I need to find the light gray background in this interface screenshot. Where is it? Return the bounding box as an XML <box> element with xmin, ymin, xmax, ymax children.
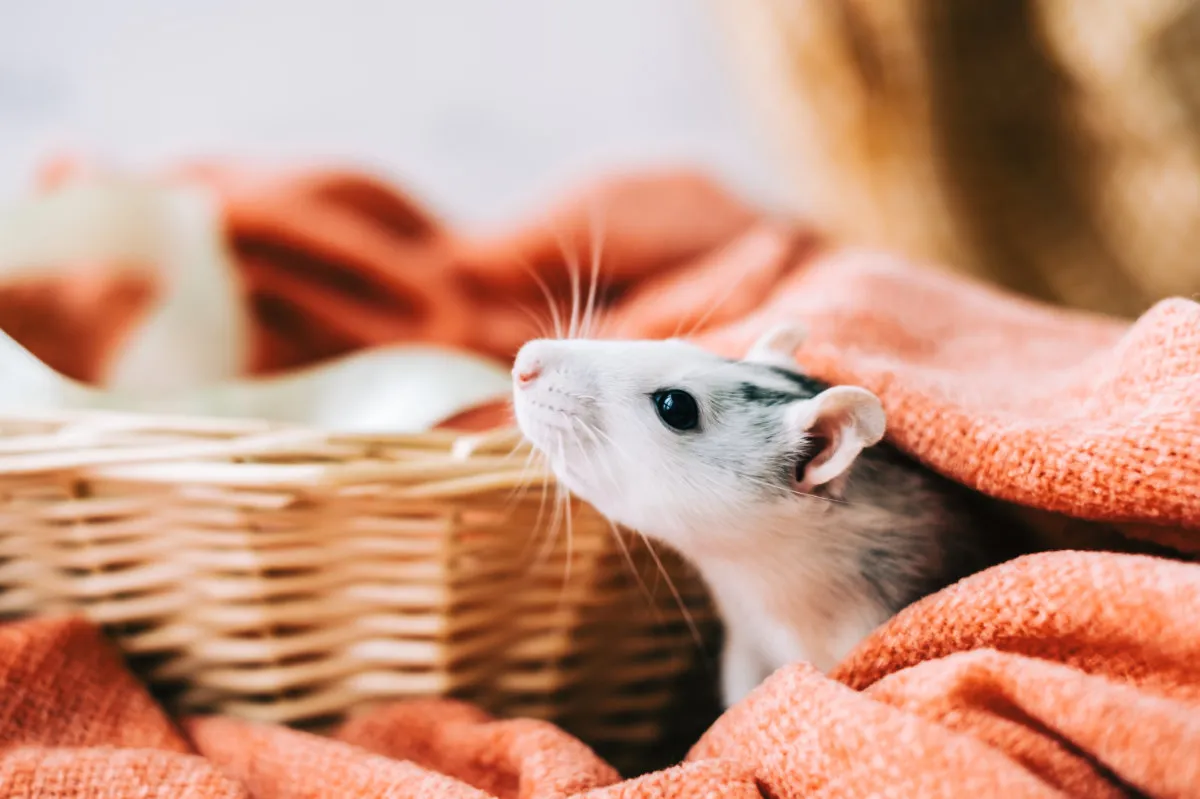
<box><xmin>0</xmin><ymin>0</ymin><xmax>782</xmax><ymax>226</ymax></box>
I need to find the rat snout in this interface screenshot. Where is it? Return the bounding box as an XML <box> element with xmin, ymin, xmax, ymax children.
<box><xmin>514</xmin><ymin>362</ymin><xmax>541</xmax><ymax>386</ymax></box>
<box><xmin>512</xmin><ymin>340</ymin><xmax>558</xmax><ymax>388</ymax></box>
<box><xmin>512</xmin><ymin>339</ymin><xmax>606</xmax><ymax>455</ymax></box>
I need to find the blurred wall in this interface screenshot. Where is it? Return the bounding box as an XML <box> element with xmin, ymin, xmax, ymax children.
<box><xmin>0</xmin><ymin>0</ymin><xmax>782</xmax><ymax>224</ymax></box>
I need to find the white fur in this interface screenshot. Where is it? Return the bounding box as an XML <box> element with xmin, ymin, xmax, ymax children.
<box><xmin>511</xmin><ymin>331</ymin><xmax>907</xmax><ymax>707</ymax></box>
<box><xmin>744</xmin><ymin>321</ymin><xmax>809</xmax><ymax>368</ymax></box>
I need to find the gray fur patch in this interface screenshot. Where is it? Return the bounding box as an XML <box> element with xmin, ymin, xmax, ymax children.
<box><xmin>736</xmin><ymin>382</ymin><xmax>798</xmax><ymax>407</ymax></box>
<box><xmin>706</xmin><ymin>364</ymin><xmax>835</xmax><ymax>495</ymax></box>
<box><xmin>849</xmin><ymin>443</ymin><xmax>993</xmax><ymax>613</ymax></box>
<box><xmin>764</xmin><ymin>366</ymin><xmax>828</xmax><ymax>398</ymax></box>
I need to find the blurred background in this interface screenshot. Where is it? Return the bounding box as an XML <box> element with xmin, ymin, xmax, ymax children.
<box><xmin>0</xmin><ymin>1</ymin><xmax>783</xmax><ymax>225</ymax></box>
<box><xmin>8</xmin><ymin>0</ymin><xmax>1200</xmax><ymax>323</ymax></box>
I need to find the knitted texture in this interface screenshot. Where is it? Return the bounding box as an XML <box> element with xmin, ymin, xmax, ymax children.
<box><xmin>3</xmin><ymin>551</ymin><xmax>1198</xmax><ymax>797</ymax></box>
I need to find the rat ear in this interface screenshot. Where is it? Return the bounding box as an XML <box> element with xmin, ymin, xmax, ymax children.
<box><xmin>788</xmin><ymin>386</ymin><xmax>886</xmax><ymax>490</ymax></box>
<box><xmin>744</xmin><ymin>322</ymin><xmax>808</xmax><ymax>369</ymax></box>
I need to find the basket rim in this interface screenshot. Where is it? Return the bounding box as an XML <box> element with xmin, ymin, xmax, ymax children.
<box><xmin>0</xmin><ymin>408</ymin><xmax>533</xmax><ymax>488</ymax></box>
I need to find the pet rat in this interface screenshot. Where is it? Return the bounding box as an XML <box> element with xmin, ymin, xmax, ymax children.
<box><xmin>510</xmin><ymin>323</ymin><xmax>1006</xmax><ymax>707</ymax></box>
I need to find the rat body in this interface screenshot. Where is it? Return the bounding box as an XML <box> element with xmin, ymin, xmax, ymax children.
<box><xmin>511</xmin><ymin>324</ymin><xmax>1001</xmax><ymax>707</ymax></box>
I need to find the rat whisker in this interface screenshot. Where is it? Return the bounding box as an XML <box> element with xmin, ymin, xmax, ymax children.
<box><xmin>533</xmin><ymin>434</ymin><xmax>567</xmax><ymax>567</ymax></box>
<box><xmin>580</xmin><ymin>269</ymin><xmax>600</xmax><ymax>340</ymax></box>
<box><xmin>501</xmin><ymin>444</ymin><xmax>543</xmax><ymax>512</ymax></box>
<box><xmin>580</xmin><ymin>204</ymin><xmax>605</xmax><ymax>339</ymax></box>
<box><xmin>554</xmin><ymin>435</ymin><xmax>578</xmax><ymax>612</ymax></box>
<box><xmin>508</xmin><ymin>438</ymin><xmax>547</xmax><ymax>561</ymax></box>
<box><xmin>571</xmin><ymin>418</ymin><xmax>620</xmax><ymax>495</ymax></box>
<box><xmin>525</xmin><ymin>452</ymin><xmax>557</xmax><ymax>564</ymax></box>
<box><xmin>573</xmin><ymin>422</ymin><xmax>707</xmax><ymax>654</ymax></box>
<box><xmin>607</xmin><ymin>519</ymin><xmax>665</xmax><ymax>623</ymax></box>
<box><xmin>550</xmin><ymin>226</ymin><xmax>584</xmax><ymax>340</ymax></box>
<box><xmin>506</xmin><ymin>248</ymin><xmax>567</xmax><ymax>341</ymax></box>
<box><xmin>731</xmin><ymin>468</ymin><xmax>848</xmax><ymax>505</ymax></box>
<box><xmin>521</xmin><ymin>260</ymin><xmax>567</xmax><ymax>341</ymax></box>
<box><xmin>513</xmin><ymin>301</ymin><xmax>556</xmax><ymax>342</ymax></box>
<box><xmin>499</xmin><ymin>431</ymin><xmax>533</xmax><ymax>460</ymax></box>
<box><xmin>583</xmin><ymin>263</ymin><xmax>617</xmax><ymax>341</ymax></box>
<box><xmin>636</xmin><ymin>529</ymin><xmax>705</xmax><ymax>652</ymax></box>
<box><xmin>568</xmin><ymin>263</ymin><xmax>582</xmax><ymax>340</ymax></box>
<box><xmin>536</xmin><ymin>490</ymin><xmax>563</xmax><ymax>568</ymax></box>
<box><xmin>585</xmin><ymin>303</ymin><xmax>612</xmax><ymax>341</ymax></box>
<box><xmin>570</xmin><ymin>421</ymin><xmax>671</xmax><ymax>625</ymax></box>
<box><xmin>683</xmin><ymin>459</ymin><xmax>846</xmax><ymax>507</ymax></box>
<box><xmin>789</xmin><ymin>488</ymin><xmax>847</xmax><ymax>505</ymax></box>
<box><xmin>574</xmin><ymin>430</ymin><xmax>709</xmax><ymax>661</ymax></box>
<box><xmin>672</xmin><ymin>238</ymin><xmax>769</xmax><ymax>341</ymax></box>
<box><xmin>573</xmin><ymin>418</ymin><xmax>619</xmax><ymax>460</ymax></box>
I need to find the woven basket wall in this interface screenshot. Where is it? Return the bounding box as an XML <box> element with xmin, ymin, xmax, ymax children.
<box><xmin>0</xmin><ymin>410</ymin><xmax>718</xmax><ymax>771</ymax></box>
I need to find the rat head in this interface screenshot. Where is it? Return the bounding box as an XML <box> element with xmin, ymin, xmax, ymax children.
<box><xmin>511</xmin><ymin>323</ymin><xmax>886</xmax><ymax>552</ymax></box>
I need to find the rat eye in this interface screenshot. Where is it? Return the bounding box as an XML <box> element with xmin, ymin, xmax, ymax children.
<box><xmin>652</xmin><ymin>389</ymin><xmax>699</xmax><ymax>431</ymax></box>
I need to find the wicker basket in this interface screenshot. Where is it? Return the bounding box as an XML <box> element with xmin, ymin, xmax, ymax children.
<box><xmin>0</xmin><ymin>409</ymin><xmax>718</xmax><ymax>769</ymax></box>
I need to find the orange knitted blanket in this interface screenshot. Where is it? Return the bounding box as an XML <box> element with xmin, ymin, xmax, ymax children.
<box><xmin>1</xmin><ymin>165</ymin><xmax>1198</xmax><ymax>798</ymax></box>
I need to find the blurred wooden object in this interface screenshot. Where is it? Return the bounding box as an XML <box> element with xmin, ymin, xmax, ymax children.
<box><xmin>715</xmin><ymin>0</ymin><xmax>1200</xmax><ymax>316</ymax></box>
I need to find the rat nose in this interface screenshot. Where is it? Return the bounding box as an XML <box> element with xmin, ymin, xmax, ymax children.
<box><xmin>513</xmin><ymin>341</ymin><xmax>551</xmax><ymax>387</ymax></box>
<box><xmin>515</xmin><ymin>363</ymin><xmax>541</xmax><ymax>385</ymax></box>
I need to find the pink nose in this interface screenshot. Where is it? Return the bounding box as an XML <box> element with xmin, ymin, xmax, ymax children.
<box><xmin>514</xmin><ymin>341</ymin><xmax>553</xmax><ymax>387</ymax></box>
<box><xmin>515</xmin><ymin>364</ymin><xmax>541</xmax><ymax>385</ymax></box>
<box><xmin>513</xmin><ymin>349</ymin><xmax>543</xmax><ymax>386</ymax></box>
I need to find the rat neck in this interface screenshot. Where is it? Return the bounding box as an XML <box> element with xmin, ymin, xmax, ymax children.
<box><xmin>677</xmin><ymin>442</ymin><xmax>976</xmax><ymax>617</ymax></box>
<box><xmin>688</xmin><ymin>495</ymin><xmax>896</xmax><ymax>674</ymax></box>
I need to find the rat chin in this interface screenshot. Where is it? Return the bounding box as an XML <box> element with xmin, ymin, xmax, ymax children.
<box><xmin>513</xmin><ymin>407</ymin><xmax>581</xmax><ymax>478</ymax></box>
<box><xmin>511</xmin><ymin>397</ymin><xmax>557</xmax><ymax>443</ymax></box>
